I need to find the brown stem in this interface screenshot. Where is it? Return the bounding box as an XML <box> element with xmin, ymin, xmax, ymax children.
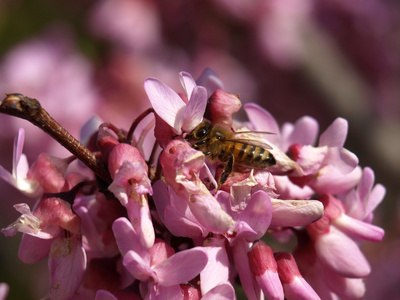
<box><xmin>0</xmin><ymin>94</ymin><xmax>112</xmax><ymax>184</ymax></box>
<box><xmin>127</xmin><ymin>107</ymin><xmax>154</xmax><ymax>142</ymax></box>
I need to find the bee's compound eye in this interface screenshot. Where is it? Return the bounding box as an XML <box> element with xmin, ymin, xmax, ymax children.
<box><xmin>195</xmin><ymin>128</ymin><xmax>208</xmax><ymax>139</ymax></box>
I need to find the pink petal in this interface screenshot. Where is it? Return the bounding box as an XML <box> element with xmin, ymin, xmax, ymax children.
<box><xmin>283</xmin><ymin>116</ymin><xmax>319</xmax><ymax>151</ymax></box>
<box><xmin>153</xmin><ymin>247</ymin><xmax>208</xmax><ymax>286</ymax></box>
<box><xmin>323</xmin><ymin>267</ymin><xmax>366</xmax><ymax>299</ymax></box>
<box><xmin>319</xmin><ymin>118</ymin><xmax>348</xmax><ymax>148</ymax></box>
<box><xmin>123</xmin><ymin>250</ymin><xmax>155</xmax><ymax>282</ymax></box>
<box><xmin>274</xmin><ymin>176</ymin><xmax>314</xmax><ymax>200</ymax></box>
<box><xmin>333</xmin><ymin>214</ymin><xmax>384</xmax><ymax>242</ymax></box>
<box><xmin>179</xmin><ymin>71</ymin><xmax>197</xmax><ymax>99</ymax></box>
<box><xmin>112</xmin><ymin>217</ymin><xmax>149</xmax><ymax>259</ymax></box>
<box><xmin>48</xmin><ymin>236</ymin><xmax>86</xmax><ymax>300</ymax></box>
<box><xmin>187</xmin><ymin>192</ymin><xmax>235</xmax><ymax>234</ymax></box>
<box><xmin>79</xmin><ymin>115</ymin><xmax>103</xmax><ymax>147</ymax></box>
<box><xmin>314</xmin><ymin>226</ymin><xmax>371</xmax><ymax>278</ymax></box>
<box><xmin>200</xmin><ymin>240</ymin><xmax>230</xmax><ymax>295</ymax></box>
<box><xmin>148</xmin><ymin>238</ymin><xmax>175</xmax><ymax>266</ymax></box>
<box><xmin>196</xmin><ymin>68</ymin><xmax>224</xmax><ymax>95</ymax></box>
<box><xmin>144</xmin><ymin>78</ymin><xmax>186</xmax><ymax>132</ymax></box>
<box><xmin>202</xmin><ymin>282</ymin><xmax>236</xmax><ymax>300</ymax></box>
<box><xmin>18</xmin><ymin>234</ymin><xmax>53</xmax><ymax>263</ymax></box>
<box><xmin>365</xmin><ymin>183</ymin><xmax>386</xmax><ymax>219</ymax></box>
<box><xmin>282</xmin><ymin>277</ymin><xmax>321</xmax><ymax>300</ymax></box>
<box><xmin>310</xmin><ymin>165</ymin><xmax>362</xmax><ymax>195</ymax></box>
<box><xmin>255</xmin><ymin>270</ymin><xmax>284</xmax><ymax>300</ymax></box>
<box><xmin>233</xmin><ymin>240</ymin><xmax>262</xmax><ymax>300</ymax></box>
<box><xmin>181</xmin><ymin>86</ymin><xmax>208</xmax><ymax>132</ymax></box>
<box><xmin>125</xmin><ymin>196</ymin><xmax>155</xmax><ymax>249</ymax></box>
<box><xmin>147</xmin><ymin>282</ymin><xmax>183</xmax><ymax>299</ymax></box>
<box><xmin>107</xmin><ymin>143</ymin><xmax>147</xmax><ymax>178</ymax></box>
<box><xmin>244</xmin><ymin>103</ymin><xmax>281</xmax><ymax>146</ymax></box>
<box><xmin>357</xmin><ymin>167</ymin><xmax>375</xmax><ymax>202</ymax></box>
<box><xmin>164</xmin><ymin>205</ymin><xmax>207</xmax><ymax>238</ymax></box>
<box><xmin>270</xmin><ymin>199</ymin><xmax>324</xmax><ymax>227</ymax></box>
<box><xmin>238</xmin><ymin>190</ymin><xmax>272</xmax><ymax>239</ymax></box>
<box><xmin>12</xmin><ymin>128</ymin><xmax>25</xmax><ymax>175</ymax></box>
<box><xmin>74</xmin><ymin>206</ymin><xmax>102</xmax><ymax>254</ymax></box>
<box><xmin>275</xmin><ymin>252</ymin><xmax>320</xmax><ymax>300</ymax></box>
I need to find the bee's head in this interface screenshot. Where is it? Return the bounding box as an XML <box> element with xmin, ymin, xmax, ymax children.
<box><xmin>185</xmin><ymin>120</ymin><xmax>213</xmax><ymax>144</ymax></box>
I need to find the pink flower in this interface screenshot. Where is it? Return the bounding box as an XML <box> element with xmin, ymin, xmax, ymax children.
<box><xmin>275</xmin><ymin>252</ymin><xmax>320</xmax><ymax>300</ymax></box>
<box><xmin>112</xmin><ymin>217</ymin><xmax>208</xmax><ymax>299</ymax></box>
<box><xmin>248</xmin><ymin>241</ymin><xmax>284</xmax><ymax>300</ymax></box>
<box><xmin>144</xmin><ymin>72</ymin><xmax>208</xmax><ymax>135</ymax></box>
<box><xmin>0</xmin><ymin>128</ymin><xmax>41</xmax><ymax>196</ymax></box>
<box><xmin>0</xmin><ymin>70</ymin><xmax>386</xmax><ymax>299</ymax></box>
<box><xmin>108</xmin><ymin>143</ymin><xmax>155</xmax><ymax>249</ymax></box>
<box><xmin>159</xmin><ymin>139</ymin><xmax>235</xmax><ymax>234</ymax></box>
<box><xmin>2</xmin><ymin>196</ymin><xmax>85</xmax><ymax>300</ymax></box>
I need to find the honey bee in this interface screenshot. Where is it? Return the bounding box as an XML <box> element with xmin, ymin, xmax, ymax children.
<box><xmin>185</xmin><ymin>119</ymin><xmax>276</xmax><ymax>188</ymax></box>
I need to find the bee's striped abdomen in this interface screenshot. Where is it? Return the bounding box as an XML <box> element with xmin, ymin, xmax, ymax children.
<box><xmin>233</xmin><ymin>142</ymin><xmax>276</xmax><ymax>168</ymax></box>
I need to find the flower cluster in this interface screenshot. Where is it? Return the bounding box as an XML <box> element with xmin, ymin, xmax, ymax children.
<box><xmin>1</xmin><ymin>70</ymin><xmax>385</xmax><ymax>300</ymax></box>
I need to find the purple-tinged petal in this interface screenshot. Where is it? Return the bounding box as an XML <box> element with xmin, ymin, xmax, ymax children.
<box><xmin>12</xmin><ymin>128</ymin><xmax>25</xmax><ymax>173</ymax></box>
<box><xmin>244</xmin><ymin>103</ymin><xmax>280</xmax><ymax>146</ymax></box>
<box><xmin>196</xmin><ymin>68</ymin><xmax>224</xmax><ymax>95</ymax></box>
<box><xmin>181</xmin><ymin>86</ymin><xmax>207</xmax><ymax>132</ymax></box>
<box><xmin>314</xmin><ymin>226</ymin><xmax>371</xmax><ymax>278</ymax></box>
<box><xmin>270</xmin><ymin>199</ymin><xmax>323</xmax><ymax>227</ymax></box>
<box><xmin>112</xmin><ymin>217</ymin><xmax>149</xmax><ymax>259</ymax></box>
<box><xmin>153</xmin><ymin>247</ymin><xmax>208</xmax><ymax>286</ymax></box>
<box><xmin>187</xmin><ymin>192</ymin><xmax>235</xmax><ymax>234</ymax></box>
<box><xmin>333</xmin><ymin>215</ymin><xmax>384</xmax><ymax>242</ymax></box>
<box><xmin>179</xmin><ymin>71</ymin><xmax>197</xmax><ymax>99</ymax></box>
<box><xmin>144</xmin><ymin>78</ymin><xmax>186</xmax><ymax>132</ymax></box>
<box><xmin>365</xmin><ymin>183</ymin><xmax>385</xmax><ymax>218</ymax></box>
<box><xmin>163</xmin><ymin>205</ymin><xmax>207</xmax><ymax>238</ymax></box>
<box><xmin>319</xmin><ymin>118</ymin><xmax>348</xmax><ymax>148</ymax></box>
<box><xmin>237</xmin><ymin>190</ymin><xmax>272</xmax><ymax>239</ymax></box>
<box><xmin>0</xmin><ymin>129</ymin><xmax>40</xmax><ymax>196</ymax></box>
<box><xmin>18</xmin><ymin>234</ymin><xmax>53</xmax><ymax>263</ymax></box>
<box><xmin>202</xmin><ymin>282</ymin><xmax>236</xmax><ymax>300</ymax></box>
<box><xmin>357</xmin><ymin>167</ymin><xmax>375</xmax><ymax>202</ymax></box>
<box><xmin>123</xmin><ymin>250</ymin><xmax>155</xmax><ymax>282</ymax></box>
<box><xmin>153</xmin><ymin>180</ymin><xmax>208</xmax><ymax>238</ymax></box>
<box><xmin>79</xmin><ymin>115</ymin><xmax>103</xmax><ymax>147</ymax></box>
<box><xmin>48</xmin><ymin>236</ymin><xmax>86</xmax><ymax>300</ymax></box>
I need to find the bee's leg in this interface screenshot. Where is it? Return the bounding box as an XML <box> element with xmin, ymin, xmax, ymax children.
<box><xmin>218</xmin><ymin>154</ymin><xmax>234</xmax><ymax>189</ymax></box>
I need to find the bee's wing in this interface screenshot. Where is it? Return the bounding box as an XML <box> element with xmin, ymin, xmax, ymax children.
<box><xmin>220</xmin><ymin>136</ymin><xmax>273</xmax><ymax>150</ymax></box>
<box><xmin>232</xmin><ymin>130</ymin><xmax>276</xmax><ymax>135</ymax></box>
